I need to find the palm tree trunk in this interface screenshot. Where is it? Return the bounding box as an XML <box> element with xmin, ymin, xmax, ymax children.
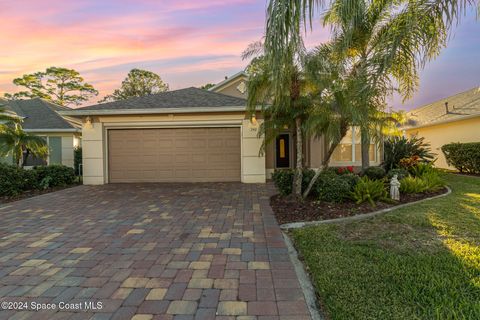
<box><xmin>361</xmin><ymin>127</ymin><xmax>370</xmax><ymax>170</ymax></box>
<box><xmin>293</xmin><ymin>117</ymin><xmax>303</xmax><ymax>197</ymax></box>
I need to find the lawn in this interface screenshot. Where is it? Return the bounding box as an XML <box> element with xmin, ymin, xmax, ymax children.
<box><xmin>291</xmin><ymin>174</ymin><xmax>480</xmax><ymax>320</ymax></box>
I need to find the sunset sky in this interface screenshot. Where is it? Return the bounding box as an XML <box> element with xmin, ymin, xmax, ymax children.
<box><xmin>0</xmin><ymin>0</ymin><xmax>478</xmax><ymax>110</ymax></box>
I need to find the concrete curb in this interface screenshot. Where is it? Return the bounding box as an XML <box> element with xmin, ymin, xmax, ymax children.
<box><xmin>282</xmin><ymin>232</ymin><xmax>325</xmax><ymax>320</ymax></box>
<box><xmin>280</xmin><ymin>186</ymin><xmax>452</xmax><ymax>230</ymax></box>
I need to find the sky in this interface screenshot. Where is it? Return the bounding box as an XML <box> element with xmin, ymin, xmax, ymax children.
<box><xmin>0</xmin><ymin>0</ymin><xmax>478</xmax><ymax>110</ymax></box>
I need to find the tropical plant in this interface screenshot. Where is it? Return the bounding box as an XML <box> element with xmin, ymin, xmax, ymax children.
<box><xmin>400</xmin><ymin>170</ymin><xmax>445</xmax><ymax>193</ymax></box>
<box><xmin>317</xmin><ymin>174</ymin><xmax>352</xmax><ymax>203</ymax></box>
<box><xmin>410</xmin><ymin>162</ymin><xmax>436</xmax><ymax>177</ymax></box>
<box><xmin>263</xmin><ymin>0</ymin><xmax>475</xmax><ymax>194</ymax></box>
<box><xmin>442</xmin><ymin>142</ymin><xmax>480</xmax><ymax>174</ymax></box>
<box><xmin>4</xmin><ymin>67</ymin><xmax>98</xmax><ymax>107</ymax></box>
<box><xmin>351</xmin><ymin>176</ymin><xmax>388</xmax><ymax>207</ymax></box>
<box><xmin>0</xmin><ymin>104</ymin><xmax>20</xmax><ymax>124</ymax></box>
<box><xmin>386</xmin><ymin>168</ymin><xmax>409</xmax><ymax>181</ymax></box>
<box><xmin>0</xmin><ymin>123</ymin><xmax>48</xmax><ymax>167</ymax></box>
<box><xmin>383</xmin><ymin>136</ymin><xmax>435</xmax><ymax>171</ymax></box>
<box><xmin>361</xmin><ymin>166</ymin><xmax>386</xmax><ymax>180</ymax></box>
<box><xmin>99</xmin><ymin>69</ymin><xmax>169</xmax><ymax>102</ymax></box>
<box><xmin>243</xmin><ymin>42</ymin><xmax>312</xmax><ymax>197</ymax></box>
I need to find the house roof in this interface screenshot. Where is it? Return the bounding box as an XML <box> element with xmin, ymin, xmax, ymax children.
<box><xmin>209</xmin><ymin>71</ymin><xmax>248</xmax><ymax>92</ymax></box>
<box><xmin>2</xmin><ymin>98</ymin><xmax>79</xmax><ymax>131</ymax></box>
<box><xmin>78</xmin><ymin>87</ymin><xmax>247</xmax><ymax>111</ymax></box>
<box><xmin>404</xmin><ymin>87</ymin><xmax>480</xmax><ymax>129</ymax></box>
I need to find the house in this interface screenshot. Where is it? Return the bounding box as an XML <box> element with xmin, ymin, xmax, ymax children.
<box><xmin>61</xmin><ymin>72</ymin><xmax>382</xmax><ymax>185</ymax></box>
<box><xmin>403</xmin><ymin>87</ymin><xmax>480</xmax><ymax>169</ymax></box>
<box><xmin>1</xmin><ymin>98</ymin><xmax>81</xmax><ymax>167</ymax></box>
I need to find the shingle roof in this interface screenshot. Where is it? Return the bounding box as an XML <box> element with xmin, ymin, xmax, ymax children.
<box><xmin>2</xmin><ymin>98</ymin><xmax>78</xmax><ymax>130</ymax></box>
<box><xmin>405</xmin><ymin>87</ymin><xmax>480</xmax><ymax>128</ymax></box>
<box><xmin>79</xmin><ymin>87</ymin><xmax>247</xmax><ymax>111</ymax></box>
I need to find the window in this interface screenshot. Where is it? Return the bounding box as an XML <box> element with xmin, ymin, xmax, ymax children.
<box><xmin>48</xmin><ymin>137</ymin><xmax>62</xmax><ymax>164</ymax></box>
<box><xmin>332</xmin><ymin>127</ymin><xmax>376</xmax><ymax>163</ymax></box>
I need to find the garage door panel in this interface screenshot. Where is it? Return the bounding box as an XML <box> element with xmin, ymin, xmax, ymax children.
<box><xmin>108</xmin><ymin>128</ymin><xmax>240</xmax><ymax>183</ymax></box>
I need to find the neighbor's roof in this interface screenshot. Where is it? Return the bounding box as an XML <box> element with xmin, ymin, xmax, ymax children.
<box><xmin>209</xmin><ymin>71</ymin><xmax>248</xmax><ymax>92</ymax></box>
<box><xmin>404</xmin><ymin>87</ymin><xmax>480</xmax><ymax>129</ymax></box>
<box><xmin>2</xmin><ymin>98</ymin><xmax>79</xmax><ymax>131</ymax></box>
<box><xmin>80</xmin><ymin>87</ymin><xmax>246</xmax><ymax>110</ymax></box>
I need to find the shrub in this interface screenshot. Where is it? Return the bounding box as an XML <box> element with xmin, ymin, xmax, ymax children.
<box><xmin>339</xmin><ymin>173</ymin><xmax>360</xmax><ymax>191</ymax></box>
<box><xmin>383</xmin><ymin>136</ymin><xmax>435</xmax><ymax>171</ymax></box>
<box><xmin>410</xmin><ymin>162</ymin><xmax>436</xmax><ymax>177</ymax></box>
<box><xmin>442</xmin><ymin>142</ymin><xmax>480</xmax><ymax>174</ymax></box>
<box><xmin>386</xmin><ymin>168</ymin><xmax>409</xmax><ymax>180</ymax></box>
<box><xmin>421</xmin><ymin>171</ymin><xmax>446</xmax><ymax>192</ymax></box>
<box><xmin>361</xmin><ymin>166</ymin><xmax>386</xmax><ymax>180</ymax></box>
<box><xmin>333</xmin><ymin>166</ymin><xmax>354</xmax><ymax>175</ymax></box>
<box><xmin>0</xmin><ymin>163</ymin><xmax>38</xmax><ymax>196</ymax></box>
<box><xmin>317</xmin><ymin>175</ymin><xmax>352</xmax><ymax>203</ymax></box>
<box><xmin>33</xmin><ymin>165</ymin><xmax>76</xmax><ymax>189</ymax></box>
<box><xmin>271</xmin><ymin>168</ymin><xmax>317</xmax><ymax>196</ymax></box>
<box><xmin>400</xmin><ymin>176</ymin><xmax>428</xmax><ymax>193</ymax></box>
<box><xmin>351</xmin><ymin>177</ymin><xmax>388</xmax><ymax>207</ymax></box>
<box><xmin>74</xmin><ymin>147</ymin><xmax>82</xmax><ymax>176</ymax></box>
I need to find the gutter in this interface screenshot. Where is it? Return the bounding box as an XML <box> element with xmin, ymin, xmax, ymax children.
<box><xmin>58</xmin><ymin>106</ymin><xmax>248</xmax><ymax>116</ymax></box>
<box><xmin>403</xmin><ymin>113</ymin><xmax>480</xmax><ymax>130</ymax></box>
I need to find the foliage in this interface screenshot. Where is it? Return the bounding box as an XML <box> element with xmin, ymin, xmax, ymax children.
<box><xmin>99</xmin><ymin>69</ymin><xmax>169</xmax><ymax>103</ymax></box>
<box><xmin>410</xmin><ymin>162</ymin><xmax>436</xmax><ymax>177</ymax></box>
<box><xmin>291</xmin><ymin>174</ymin><xmax>480</xmax><ymax>320</ymax></box>
<box><xmin>386</xmin><ymin>168</ymin><xmax>409</xmax><ymax>180</ymax></box>
<box><xmin>4</xmin><ymin>67</ymin><xmax>98</xmax><ymax>107</ymax></box>
<box><xmin>351</xmin><ymin>177</ymin><xmax>388</xmax><ymax>207</ymax></box>
<box><xmin>200</xmin><ymin>83</ymin><xmax>215</xmax><ymax>90</ymax></box>
<box><xmin>0</xmin><ymin>123</ymin><xmax>48</xmax><ymax>167</ymax></box>
<box><xmin>400</xmin><ymin>168</ymin><xmax>445</xmax><ymax>193</ymax></box>
<box><xmin>333</xmin><ymin>166</ymin><xmax>354</xmax><ymax>175</ymax></box>
<box><xmin>361</xmin><ymin>166</ymin><xmax>386</xmax><ymax>180</ymax></box>
<box><xmin>399</xmin><ymin>155</ymin><xmax>421</xmax><ymax>171</ymax></box>
<box><xmin>74</xmin><ymin>147</ymin><xmax>82</xmax><ymax>176</ymax></box>
<box><xmin>0</xmin><ymin>105</ymin><xmax>20</xmax><ymax>124</ymax></box>
<box><xmin>399</xmin><ymin>176</ymin><xmax>429</xmax><ymax>194</ymax></box>
<box><xmin>0</xmin><ymin>163</ymin><xmax>37</xmax><ymax>196</ymax></box>
<box><xmin>442</xmin><ymin>142</ymin><xmax>480</xmax><ymax>174</ymax></box>
<box><xmin>383</xmin><ymin>136</ymin><xmax>435</xmax><ymax>171</ymax></box>
<box><xmin>33</xmin><ymin>165</ymin><xmax>76</xmax><ymax>188</ymax></box>
<box><xmin>317</xmin><ymin>174</ymin><xmax>352</xmax><ymax>203</ymax></box>
<box><xmin>271</xmin><ymin>169</ymin><xmax>317</xmax><ymax>196</ymax></box>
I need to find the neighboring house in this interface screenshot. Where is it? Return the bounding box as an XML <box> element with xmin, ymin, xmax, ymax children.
<box><xmin>61</xmin><ymin>72</ymin><xmax>381</xmax><ymax>185</ymax></box>
<box><xmin>403</xmin><ymin>87</ymin><xmax>480</xmax><ymax>169</ymax></box>
<box><xmin>1</xmin><ymin>98</ymin><xmax>81</xmax><ymax>167</ymax></box>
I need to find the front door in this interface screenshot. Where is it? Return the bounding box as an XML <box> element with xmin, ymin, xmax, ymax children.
<box><xmin>275</xmin><ymin>134</ymin><xmax>290</xmax><ymax>168</ymax></box>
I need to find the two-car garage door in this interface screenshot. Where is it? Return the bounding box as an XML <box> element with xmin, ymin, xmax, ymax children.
<box><xmin>108</xmin><ymin>128</ymin><xmax>241</xmax><ymax>183</ymax></box>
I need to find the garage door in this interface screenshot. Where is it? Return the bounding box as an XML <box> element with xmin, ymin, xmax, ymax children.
<box><xmin>108</xmin><ymin>128</ymin><xmax>241</xmax><ymax>183</ymax></box>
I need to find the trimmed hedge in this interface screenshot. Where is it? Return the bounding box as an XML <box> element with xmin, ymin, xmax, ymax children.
<box><xmin>361</xmin><ymin>166</ymin><xmax>386</xmax><ymax>180</ymax></box>
<box><xmin>442</xmin><ymin>142</ymin><xmax>480</xmax><ymax>174</ymax></box>
<box><xmin>271</xmin><ymin>169</ymin><xmax>317</xmax><ymax>196</ymax></box>
<box><xmin>0</xmin><ymin>164</ymin><xmax>76</xmax><ymax>197</ymax></box>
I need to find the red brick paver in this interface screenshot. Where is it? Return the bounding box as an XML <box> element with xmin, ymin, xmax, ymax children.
<box><xmin>0</xmin><ymin>183</ymin><xmax>311</xmax><ymax>319</ymax></box>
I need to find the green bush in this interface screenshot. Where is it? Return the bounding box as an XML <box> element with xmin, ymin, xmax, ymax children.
<box><xmin>421</xmin><ymin>171</ymin><xmax>446</xmax><ymax>192</ymax></box>
<box><xmin>386</xmin><ymin>168</ymin><xmax>409</xmax><ymax>180</ymax></box>
<box><xmin>442</xmin><ymin>142</ymin><xmax>480</xmax><ymax>174</ymax></box>
<box><xmin>317</xmin><ymin>175</ymin><xmax>352</xmax><ymax>203</ymax></box>
<box><xmin>351</xmin><ymin>177</ymin><xmax>388</xmax><ymax>207</ymax></box>
<box><xmin>383</xmin><ymin>136</ymin><xmax>435</xmax><ymax>171</ymax></box>
<box><xmin>339</xmin><ymin>173</ymin><xmax>360</xmax><ymax>191</ymax></box>
<box><xmin>410</xmin><ymin>162</ymin><xmax>436</xmax><ymax>177</ymax></box>
<box><xmin>33</xmin><ymin>165</ymin><xmax>76</xmax><ymax>189</ymax></box>
<box><xmin>74</xmin><ymin>147</ymin><xmax>82</xmax><ymax>176</ymax></box>
<box><xmin>0</xmin><ymin>163</ymin><xmax>38</xmax><ymax>196</ymax></box>
<box><xmin>361</xmin><ymin>166</ymin><xmax>386</xmax><ymax>180</ymax></box>
<box><xmin>271</xmin><ymin>168</ymin><xmax>317</xmax><ymax>196</ymax></box>
<box><xmin>400</xmin><ymin>170</ymin><xmax>445</xmax><ymax>194</ymax></box>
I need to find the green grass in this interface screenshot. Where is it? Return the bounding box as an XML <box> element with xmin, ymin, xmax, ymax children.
<box><xmin>292</xmin><ymin>174</ymin><xmax>480</xmax><ymax>320</ymax></box>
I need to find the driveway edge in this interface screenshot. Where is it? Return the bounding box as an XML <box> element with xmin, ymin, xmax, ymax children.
<box><xmin>280</xmin><ymin>186</ymin><xmax>452</xmax><ymax>230</ymax></box>
<box><xmin>282</xmin><ymin>232</ymin><xmax>325</xmax><ymax>320</ymax></box>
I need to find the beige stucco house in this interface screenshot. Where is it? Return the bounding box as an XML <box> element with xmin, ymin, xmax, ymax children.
<box><xmin>404</xmin><ymin>87</ymin><xmax>480</xmax><ymax>169</ymax></box>
<box><xmin>1</xmin><ymin>98</ymin><xmax>81</xmax><ymax>168</ymax></box>
<box><xmin>61</xmin><ymin>72</ymin><xmax>381</xmax><ymax>185</ymax></box>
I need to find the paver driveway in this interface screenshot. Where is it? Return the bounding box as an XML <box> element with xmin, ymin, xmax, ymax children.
<box><xmin>0</xmin><ymin>183</ymin><xmax>311</xmax><ymax>320</ymax></box>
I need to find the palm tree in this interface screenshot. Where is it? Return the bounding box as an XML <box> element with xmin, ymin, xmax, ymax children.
<box><xmin>243</xmin><ymin>42</ymin><xmax>311</xmax><ymax>197</ymax></box>
<box><xmin>265</xmin><ymin>0</ymin><xmax>476</xmax><ymax>193</ymax></box>
<box><xmin>0</xmin><ymin>122</ymin><xmax>48</xmax><ymax>167</ymax></box>
<box><xmin>0</xmin><ymin>104</ymin><xmax>20</xmax><ymax>124</ymax></box>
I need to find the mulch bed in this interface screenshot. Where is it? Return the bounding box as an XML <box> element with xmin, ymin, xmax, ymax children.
<box><xmin>271</xmin><ymin>187</ymin><xmax>449</xmax><ymax>225</ymax></box>
<box><xmin>0</xmin><ymin>184</ymin><xmax>81</xmax><ymax>205</ymax></box>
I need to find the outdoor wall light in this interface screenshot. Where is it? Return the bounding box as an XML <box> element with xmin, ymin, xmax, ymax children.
<box><xmin>84</xmin><ymin>116</ymin><xmax>93</xmax><ymax>129</ymax></box>
<box><xmin>250</xmin><ymin>114</ymin><xmax>258</xmax><ymax>127</ymax></box>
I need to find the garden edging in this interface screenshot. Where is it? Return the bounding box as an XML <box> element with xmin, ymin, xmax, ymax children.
<box><xmin>280</xmin><ymin>186</ymin><xmax>452</xmax><ymax>230</ymax></box>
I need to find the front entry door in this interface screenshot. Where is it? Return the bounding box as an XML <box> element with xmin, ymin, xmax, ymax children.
<box><xmin>275</xmin><ymin>134</ymin><xmax>290</xmax><ymax>168</ymax></box>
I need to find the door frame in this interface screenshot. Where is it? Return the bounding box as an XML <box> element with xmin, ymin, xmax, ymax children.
<box><xmin>104</xmin><ymin>121</ymin><xmax>243</xmax><ymax>183</ymax></box>
<box><xmin>274</xmin><ymin>132</ymin><xmax>293</xmax><ymax>169</ymax></box>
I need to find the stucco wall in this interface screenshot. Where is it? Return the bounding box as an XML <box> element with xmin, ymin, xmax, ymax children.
<box><xmin>81</xmin><ymin>112</ymin><xmax>266</xmax><ymax>185</ymax></box>
<box><xmin>405</xmin><ymin>116</ymin><xmax>480</xmax><ymax>169</ymax></box>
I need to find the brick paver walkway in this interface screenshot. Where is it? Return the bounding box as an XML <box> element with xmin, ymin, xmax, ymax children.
<box><xmin>0</xmin><ymin>183</ymin><xmax>311</xmax><ymax>320</ymax></box>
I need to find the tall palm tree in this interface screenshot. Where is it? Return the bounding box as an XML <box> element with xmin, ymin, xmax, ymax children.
<box><xmin>0</xmin><ymin>122</ymin><xmax>48</xmax><ymax>167</ymax></box>
<box><xmin>243</xmin><ymin>42</ymin><xmax>311</xmax><ymax>197</ymax></box>
<box><xmin>265</xmin><ymin>0</ymin><xmax>476</xmax><ymax>170</ymax></box>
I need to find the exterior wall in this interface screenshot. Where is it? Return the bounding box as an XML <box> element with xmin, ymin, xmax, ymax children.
<box><xmin>81</xmin><ymin>112</ymin><xmax>265</xmax><ymax>185</ymax></box>
<box><xmin>405</xmin><ymin>116</ymin><xmax>480</xmax><ymax>169</ymax></box>
<box><xmin>213</xmin><ymin>77</ymin><xmax>248</xmax><ymax>99</ymax></box>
